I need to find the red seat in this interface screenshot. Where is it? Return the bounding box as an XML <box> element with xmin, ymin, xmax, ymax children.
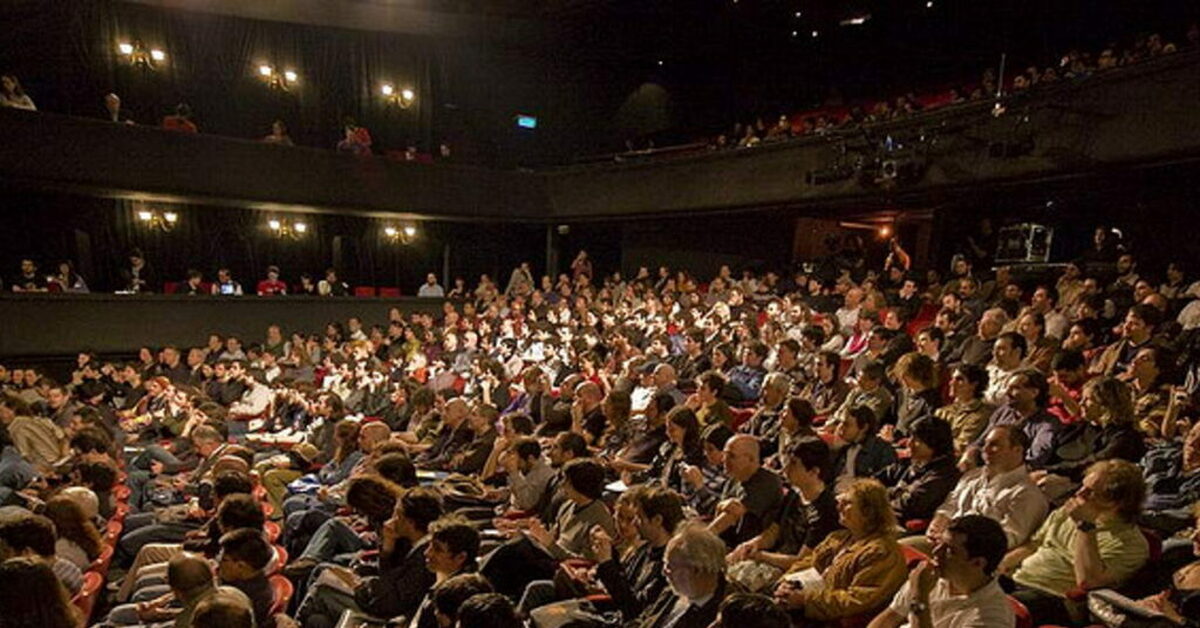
<box><xmin>163</xmin><ymin>281</ymin><xmax>180</xmax><ymax>294</ymax></box>
<box><xmin>354</xmin><ymin>286</ymin><xmax>377</xmax><ymax>297</ymax></box>
<box><xmin>901</xmin><ymin>544</ymin><xmax>927</xmax><ymax>568</ymax></box>
<box><xmin>113</xmin><ymin>485</ymin><xmax>132</xmax><ymax>502</ymax></box>
<box><xmin>1008</xmin><ymin>596</ymin><xmax>1032</xmax><ymax>628</ymax></box>
<box><xmin>105</xmin><ymin>519</ymin><xmax>123</xmax><ymax>546</ymax></box>
<box><xmin>264</xmin><ymin>520</ymin><xmax>281</xmax><ymax>544</ymax></box>
<box><xmin>261</xmin><ymin>500</ymin><xmax>275</xmax><ymax>518</ymax></box>
<box><xmin>378</xmin><ymin>287</ymin><xmax>401</xmax><ymax>298</ymax></box>
<box><xmin>89</xmin><ymin>544</ymin><xmax>115</xmax><ymax>576</ymax></box>
<box><xmin>270</xmin><ymin>545</ymin><xmax>288</xmax><ymax>574</ymax></box>
<box><xmin>269</xmin><ymin>574</ymin><xmax>295</xmax><ymax>615</ymax></box>
<box><xmin>112</xmin><ymin>501</ymin><xmax>130</xmax><ymax>523</ymax></box>
<box><xmin>731</xmin><ymin>408</ymin><xmax>754</xmax><ymax>431</ymax></box>
<box><xmin>904</xmin><ymin>519</ymin><xmax>930</xmax><ymax>534</ymax></box>
<box><xmin>73</xmin><ymin>571</ymin><xmax>104</xmax><ymax>623</ymax></box>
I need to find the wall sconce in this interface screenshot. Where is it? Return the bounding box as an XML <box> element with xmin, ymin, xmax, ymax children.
<box><xmin>258</xmin><ymin>65</ymin><xmax>299</xmax><ymax>91</ymax></box>
<box><xmin>380</xmin><ymin>84</ymin><xmax>416</xmax><ymax>109</ymax></box>
<box><xmin>135</xmin><ymin>207</ymin><xmax>178</xmax><ymax>232</ymax></box>
<box><xmin>383</xmin><ymin>224</ymin><xmax>418</xmax><ymax>244</ymax></box>
<box><xmin>118</xmin><ymin>40</ymin><xmax>166</xmax><ymax>70</ymax></box>
<box><xmin>267</xmin><ymin>217</ymin><xmax>308</xmax><ymax>240</ymax></box>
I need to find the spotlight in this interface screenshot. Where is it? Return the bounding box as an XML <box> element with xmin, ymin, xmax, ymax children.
<box><xmin>926</xmin><ymin>1</ymin><xmax>934</xmax><ymax>7</ymax></box>
<box><xmin>812</xmin><ymin>30</ymin><xmax>819</xmax><ymax>38</ymax></box>
<box><xmin>878</xmin><ymin>225</ymin><xmax>892</xmax><ymax>238</ymax></box>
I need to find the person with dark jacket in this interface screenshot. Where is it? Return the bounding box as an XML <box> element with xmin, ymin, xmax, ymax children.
<box><xmin>831</xmin><ymin>405</ymin><xmax>897</xmax><ymax>494</ymax></box>
<box><xmin>630</xmin><ymin>523</ymin><xmax>729</xmax><ymax>628</ymax></box>
<box><xmin>875</xmin><ymin>417</ymin><xmax>961</xmax><ymax>522</ymax></box>
<box><xmin>593</xmin><ymin>488</ymin><xmax>684</xmax><ymax>621</ymax></box>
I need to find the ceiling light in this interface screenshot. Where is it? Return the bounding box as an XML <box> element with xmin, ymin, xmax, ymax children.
<box><xmin>795</xmin><ymin>11</ymin><xmax>802</xmax><ymax>18</ymax></box>
<box><xmin>812</xmin><ymin>30</ymin><xmax>819</xmax><ymax>38</ymax></box>
<box><xmin>926</xmin><ymin>1</ymin><xmax>934</xmax><ymax>7</ymax></box>
<box><xmin>792</xmin><ymin>30</ymin><xmax>798</xmax><ymax>37</ymax></box>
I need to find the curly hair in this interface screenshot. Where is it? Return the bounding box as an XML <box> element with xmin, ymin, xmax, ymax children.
<box><xmin>43</xmin><ymin>496</ymin><xmax>103</xmax><ymax>561</ymax></box>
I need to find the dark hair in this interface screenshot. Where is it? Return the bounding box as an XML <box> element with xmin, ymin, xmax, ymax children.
<box><xmin>716</xmin><ymin>593</ymin><xmax>790</xmax><ymax>628</ymax></box>
<box><xmin>432</xmin><ymin>573</ymin><xmax>493</xmax><ymax>621</ymax></box>
<box><xmin>562</xmin><ymin>458</ymin><xmax>607</xmax><ymax>500</ymax></box>
<box><xmin>217</xmin><ymin>494</ymin><xmax>265</xmax><ymax>532</ymax></box>
<box><xmin>75</xmin><ymin>460</ymin><xmax>118</xmax><ymax>491</ymax></box>
<box><xmin>635</xmin><ymin>487</ymin><xmax>686</xmax><ymax>533</ymax></box>
<box><xmin>784</xmin><ymin>397</ymin><xmax>815</xmax><ymax>430</ymax></box>
<box><xmin>667</xmin><ymin>407</ymin><xmax>702</xmax><ymax>452</ymax></box>
<box><xmin>1051</xmin><ymin>349</ymin><xmax>1086</xmax><ymax>372</ymax></box>
<box><xmin>698</xmin><ymin>370</ymin><xmax>728</xmax><ymax>393</ymax></box>
<box><xmin>952</xmin><ymin>363</ymin><xmax>988</xmax><ymax>398</ymax></box>
<box><xmin>0</xmin><ymin>556</ymin><xmax>79</xmax><ymax>628</ymax></box>
<box><xmin>69</xmin><ymin>428</ymin><xmax>111</xmax><ymax>456</ymax></box>
<box><xmin>650</xmin><ymin>392</ymin><xmax>678</xmax><ymax>416</ymax></box>
<box><xmin>503</xmin><ymin>413</ymin><xmax>535</xmax><ymax>435</ymax></box>
<box><xmin>702</xmin><ymin>422</ymin><xmax>734</xmax><ymax>450</ymax></box>
<box><xmin>992</xmin><ymin>423</ymin><xmax>1030</xmax><ymax>454</ymax></box>
<box><xmin>213</xmin><ymin>471</ymin><xmax>254</xmax><ymax>498</ymax></box>
<box><xmin>859</xmin><ymin>360</ymin><xmax>886</xmax><ymax>383</ymax></box>
<box><xmin>1128</xmin><ymin>304</ymin><xmax>1162</xmax><ymax>329</ymax></box>
<box><xmin>511</xmin><ymin>436</ymin><xmax>541</xmax><ymax>461</ymax></box>
<box><xmin>455</xmin><ymin>592</ymin><xmax>520</xmax><ymax>628</ymax></box>
<box><xmin>997</xmin><ymin>331</ymin><xmax>1027</xmax><ymax>357</ymax></box>
<box><xmin>218</xmin><ymin>527</ymin><xmax>273</xmax><ymax>571</ymax></box>
<box><xmin>1015</xmin><ymin>368</ymin><xmax>1050</xmax><ymax>407</ymax></box>
<box><xmin>44</xmin><ymin>496</ymin><xmax>103</xmax><ymax>560</ymax></box>
<box><xmin>0</xmin><ymin>514</ymin><xmax>57</xmax><ymax>556</ymax></box>
<box><xmin>947</xmin><ymin>515</ymin><xmax>1009</xmax><ymax>576</ymax></box>
<box><xmin>847</xmin><ymin>405</ymin><xmax>878</xmax><ymax>434</ymax></box>
<box><xmin>346</xmin><ymin>476</ymin><xmax>403</xmax><ymax>522</ymax></box>
<box><xmin>374</xmin><ymin>453</ymin><xmax>418</xmax><ymax>487</ymax></box>
<box><xmin>556</xmin><ymin>431</ymin><xmax>589</xmax><ymax>459</ymax></box>
<box><xmin>398</xmin><ymin>487</ymin><xmax>444</xmax><ymax>533</ymax></box>
<box><xmin>429</xmin><ymin>517</ymin><xmax>481</xmax><ymax>562</ymax></box>
<box><xmin>909</xmin><ymin>417</ymin><xmax>955</xmax><ymax>459</ymax></box>
<box><xmin>786</xmin><ymin>436</ymin><xmax>831</xmax><ymax>477</ymax></box>
<box><xmin>918</xmin><ymin>326</ymin><xmax>945</xmax><ymax>344</ymax></box>
<box><xmin>192</xmin><ymin>592</ymin><xmax>253</xmax><ymax>628</ymax></box>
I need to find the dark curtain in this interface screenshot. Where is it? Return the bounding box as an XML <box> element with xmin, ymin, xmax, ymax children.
<box><xmin>2</xmin><ymin>0</ymin><xmax>435</xmax><ymax>152</ymax></box>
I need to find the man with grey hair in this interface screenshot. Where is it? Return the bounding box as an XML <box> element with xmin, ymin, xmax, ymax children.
<box><xmin>950</xmin><ymin>307</ymin><xmax>1009</xmax><ymax>369</ymax></box>
<box><xmin>630</xmin><ymin>523</ymin><xmax>728</xmax><ymax>628</ymax></box>
<box><xmin>739</xmin><ymin>373</ymin><xmax>789</xmax><ymax>458</ymax></box>
<box><xmin>653</xmin><ymin>363</ymin><xmax>687</xmax><ymax>407</ymax></box>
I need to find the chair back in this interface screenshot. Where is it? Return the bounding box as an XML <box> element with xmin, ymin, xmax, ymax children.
<box><xmin>1008</xmin><ymin>595</ymin><xmax>1032</xmax><ymax>628</ymax></box>
<box><xmin>269</xmin><ymin>574</ymin><xmax>295</xmax><ymax>615</ymax></box>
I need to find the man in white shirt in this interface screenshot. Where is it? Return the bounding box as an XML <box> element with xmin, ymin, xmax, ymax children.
<box><xmin>870</xmin><ymin>515</ymin><xmax>1014</xmax><ymax>628</ymax></box>
<box><xmin>904</xmin><ymin>425</ymin><xmax>1047</xmax><ymax>555</ymax></box>
<box><xmin>983</xmin><ymin>333</ymin><xmax>1026</xmax><ymax>405</ymax></box>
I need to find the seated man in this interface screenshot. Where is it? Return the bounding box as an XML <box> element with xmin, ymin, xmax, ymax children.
<box><xmin>406</xmin><ymin>519</ymin><xmax>483</xmax><ymax>628</ymax></box>
<box><xmin>907</xmin><ymin>425</ymin><xmax>1047</xmax><ymax>556</ymax></box>
<box><xmin>630</xmin><ymin>523</ymin><xmax>729</xmax><ymax>628</ymax></box>
<box><xmin>213</xmin><ymin>528</ymin><xmax>276</xmax><ymax>626</ymax></box>
<box><xmin>709</xmin><ymin>434</ymin><xmax>784</xmax><ymax>548</ymax></box>
<box><xmin>999</xmin><ymin>459</ymin><xmax>1150</xmax><ymax>625</ymax></box>
<box><xmin>294</xmin><ymin>487</ymin><xmax>443</xmax><ymax>628</ymax></box>
<box><xmin>0</xmin><ymin>509</ymin><xmax>83</xmax><ymax>595</ymax></box>
<box><xmin>869</xmin><ymin>515</ymin><xmax>1013</xmax><ymax>628</ymax></box>
<box><xmin>830</xmin><ymin>405</ymin><xmax>897</xmax><ymax>494</ymax></box>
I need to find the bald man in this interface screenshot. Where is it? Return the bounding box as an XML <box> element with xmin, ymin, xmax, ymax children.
<box><xmin>653</xmin><ymin>363</ymin><xmax>687</xmax><ymax>407</ymax></box>
<box><xmin>709</xmin><ymin>434</ymin><xmax>784</xmax><ymax>547</ymax></box>
<box><xmin>571</xmin><ymin>381</ymin><xmax>607</xmax><ymax>444</ymax></box>
<box><xmin>416</xmin><ymin>398</ymin><xmax>473</xmax><ymax>469</ymax></box>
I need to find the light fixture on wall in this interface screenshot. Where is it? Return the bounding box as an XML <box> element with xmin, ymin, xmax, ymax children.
<box><xmin>135</xmin><ymin>206</ymin><xmax>179</xmax><ymax>232</ymax></box>
<box><xmin>383</xmin><ymin>223</ymin><xmax>418</xmax><ymax>244</ymax></box>
<box><xmin>267</xmin><ymin>217</ymin><xmax>308</xmax><ymax>240</ymax></box>
<box><xmin>118</xmin><ymin>40</ymin><xmax>166</xmax><ymax>70</ymax></box>
<box><xmin>380</xmin><ymin>84</ymin><xmax>416</xmax><ymax>109</ymax></box>
<box><xmin>257</xmin><ymin>65</ymin><xmax>299</xmax><ymax>91</ymax></box>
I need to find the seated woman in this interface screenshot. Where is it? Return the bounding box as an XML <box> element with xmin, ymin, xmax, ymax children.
<box><xmin>1036</xmin><ymin>377</ymin><xmax>1146</xmax><ymax>500</ymax></box>
<box><xmin>626</xmin><ymin>406</ymin><xmax>705</xmax><ymax>490</ymax></box>
<box><xmin>727</xmin><ymin>437</ymin><xmax>841</xmax><ymax>593</ymax></box>
<box><xmin>1000</xmin><ymin>459</ymin><xmax>1150</xmax><ymax>625</ymax></box>
<box><xmin>272</xmin><ymin>419</ymin><xmax>362</xmax><ymax>520</ymax></box>
<box><xmin>764</xmin><ymin>398</ymin><xmax>818</xmax><ymax>471</ymax></box>
<box><xmin>43</xmin><ymin>495</ymin><xmax>104</xmax><ymax>570</ymax></box>
<box><xmin>874</xmin><ymin>416</ymin><xmax>960</xmax><ymax>523</ymax></box>
<box><xmin>772</xmin><ymin>478</ymin><xmax>907</xmax><ymax>624</ymax></box>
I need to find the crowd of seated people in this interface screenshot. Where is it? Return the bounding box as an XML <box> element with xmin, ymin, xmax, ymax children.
<box><xmin>6</xmin><ymin>220</ymin><xmax>1200</xmax><ymax>627</ymax></box>
<box><xmin>704</xmin><ymin>24</ymin><xmax>1199</xmax><ymax>153</ymax></box>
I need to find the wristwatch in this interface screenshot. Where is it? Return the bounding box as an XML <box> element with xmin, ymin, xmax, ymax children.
<box><xmin>1075</xmin><ymin>520</ymin><xmax>1097</xmax><ymax>533</ymax></box>
<box><xmin>909</xmin><ymin>600</ymin><xmax>929</xmax><ymax>615</ymax></box>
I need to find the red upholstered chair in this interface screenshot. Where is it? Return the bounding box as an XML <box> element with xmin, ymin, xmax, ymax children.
<box><xmin>113</xmin><ymin>485</ymin><xmax>132</xmax><ymax>502</ymax></box>
<box><xmin>378</xmin><ymin>287</ymin><xmax>401</xmax><ymax>298</ymax></box>
<box><xmin>904</xmin><ymin>519</ymin><xmax>930</xmax><ymax>534</ymax></box>
<box><xmin>89</xmin><ymin>544</ymin><xmax>116</xmax><ymax>576</ymax></box>
<box><xmin>73</xmin><ymin>571</ymin><xmax>104</xmax><ymax>623</ymax></box>
<box><xmin>901</xmin><ymin>544</ymin><xmax>928</xmax><ymax>569</ymax></box>
<box><xmin>731</xmin><ymin>408</ymin><xmax>754</xmax><ymax>431</ymax></box>
<box><xmin>163</xmin><ymin>281</ymin><xmax>180</xmax><ymax>294</ymax></box>
<box><xmin>354</xmin><ymin>286</ymin><xmax>377</xmax><ymax>297</ymax></box>
<box><xmin>1009</xmin><ymin>596</ymin><xmax>1033</xmax><ymax>628</ymax></box>
<box><xmin>270</xmin><ymin>546</ymin><xmax>288</xmax><ymax>574</ymax></box>
<box><xmin>264</xmin><ymin>520</ymin><xmax>282</xmax><ymax>544</ymax></box>
<box><xmin>105</xmin><ymin>519</ymin><xmax>123</xmax><ymax>546</ymax></box>
<box><xmin>269</xmin><ymin>574</ymin><xmax>295</xmax><ymax>615</ymax></box>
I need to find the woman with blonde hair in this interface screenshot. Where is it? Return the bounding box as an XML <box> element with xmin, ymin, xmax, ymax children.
<box><xmin>1038</xmin><ymin>376</ymin><xmax>1146</xmax><ymax>487</ymax></box>
<box><xmin>773</xmin><ymin>478</ymin><xmax>906</xmax><ymax>623</ymax></box>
